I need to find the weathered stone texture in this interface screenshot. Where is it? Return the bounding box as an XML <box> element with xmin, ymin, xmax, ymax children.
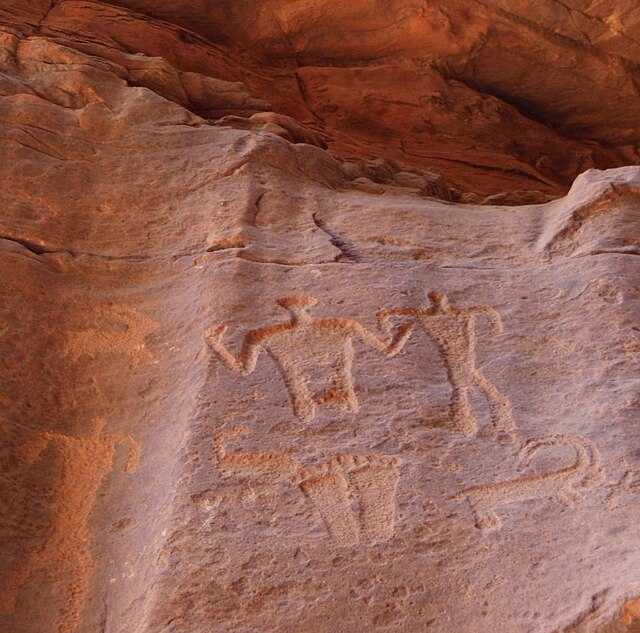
<box><xmin>1</xmin><ymin>2</ymin><xmax>640</xmax><ymax>632</ymax></box>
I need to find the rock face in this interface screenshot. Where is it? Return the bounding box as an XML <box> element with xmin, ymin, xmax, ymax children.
<box><xmin>1</xmin><ymin>2</ymin><xmax>640</xmax><ymax>633</ymax></box>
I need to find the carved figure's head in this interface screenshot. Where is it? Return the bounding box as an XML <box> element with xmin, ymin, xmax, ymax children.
<box><xmin>277</xmin><ymin>295</ymin><xmax>318</xmax><ymax>313</ymax></box>
<box><xmin>427</xmin><ymin>290</ymin><xmax>450</xmax><ymax>310</ymax></box>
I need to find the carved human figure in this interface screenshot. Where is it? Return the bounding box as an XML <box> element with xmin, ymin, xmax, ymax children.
<box><xmin>208</xmin><ymin>427</ymin><xmax>400</xmax><ymax>546</ymax></box>
<box><xmin>452</xmin><ymin>434</ymin><xmax>602</xmax><ymax>531</ymax></box>
<box><xmin>0</xmin><ymin>419</ymin><xmax>139</xmax><ymax>632</ymax></box>
<box><xmin>205</xmin><ymin>295</ymin><xmax>413</xmax><ymax>422</ymax></box>
<box><xmin>378</xmin><ymin>290</ymin><xmax>515</xmax><ymax>441</ymax></box>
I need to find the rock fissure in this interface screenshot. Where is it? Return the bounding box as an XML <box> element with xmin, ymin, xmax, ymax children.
<box><xmin>311</xmin><ymin>212</ymin><xmax>360</xmax><ymax>262</ymax></box>
<box><xmin>0</xmin><ymin>236</ymin><xmax>150</xmax><ymax>261</ymax></box>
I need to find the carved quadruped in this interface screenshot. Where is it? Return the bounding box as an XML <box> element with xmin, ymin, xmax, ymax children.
<box><xmin>64</xmin><ymin>304</ymin><xmax>159</xmax><ymax>365</ymax></box>
<box><xmin>452</xmin><ymin>434</ymin><xmax>603</xmax><ymax>531</ymax></box>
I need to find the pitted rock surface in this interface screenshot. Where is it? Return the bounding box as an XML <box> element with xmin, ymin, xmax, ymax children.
<box><xmin>1</xmin><ymin>3</ymin><xmax>640</xmax><ymax>633</ymax></box>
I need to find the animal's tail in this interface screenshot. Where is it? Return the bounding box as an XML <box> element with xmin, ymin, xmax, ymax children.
<box><xmin>518</xmin><ymin>433</ymin><xmax>602</xmax><ymax>486</ymax></box>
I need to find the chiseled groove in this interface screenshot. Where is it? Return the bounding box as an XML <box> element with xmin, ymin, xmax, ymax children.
<box><xmin>0</xmin><ymin>235</ymin><xmax>148</xmax><ymax>261</ymax></box>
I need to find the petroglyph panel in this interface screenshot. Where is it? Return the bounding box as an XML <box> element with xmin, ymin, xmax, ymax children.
<box><xmin>6</xmin><ymin>123</ymin><xmax>640</xmax><ymax>633</ymax></box>
<box><xmin>180</xmin><ymin>244</ymin><xmax>640</xmax><ymax>632</ymax></box>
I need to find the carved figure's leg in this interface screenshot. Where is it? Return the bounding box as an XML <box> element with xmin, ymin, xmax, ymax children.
<box><xmin>49</xmin><ymin>547</ymin><xmax>91</xmax><ymax>633</ymax></box>
<box><xmin>472</xmin><ymin>369</ymin><xmax>516</xmax><ymax>442</ymax></box>
<box><xmin>449</xmin><ymin>384</ymin><xmax>477</xmax><ymax>436</ymax></box>
<box><xmin>347</xmin><ymin>456</ymin><xmax>400</xmax><ymax>544</ymax></box>
<box><xmin>300</xmin><ymin>469</ymin><xmax>360</xmax><ymax>546</ymax></box>
<box><xmin>335</xmin><ymin>353</ymin><xmax>359</xmax><ymax>413</ymax></box>
<box><xmin>283</xmin><ymin>370</ymin><xmax>316</xmax><ymax>422</ymax></box>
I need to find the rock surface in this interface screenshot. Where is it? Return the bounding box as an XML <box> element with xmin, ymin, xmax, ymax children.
<box><xmin>1</xmin><ymin>2</ymin><xmax>640</xmax><ymax>633</ymax></box>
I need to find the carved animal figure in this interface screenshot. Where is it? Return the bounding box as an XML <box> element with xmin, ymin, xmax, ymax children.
<box><xmin>205</xmin><ymin>295</ymin><xmax>413</xmax><ymax>422</ymax></box>
<box><xmin>379</xmin><ymin>290</ymin><xmax>515</xmax><ymax>442</ymax></box>
<box><xmin>453</xmin><ymin>434</ymin><xmax>602</xmax><ymax>531</ymax></box>
<box><xmin>65</xmin><ymin>303</ymin><xmax>158</xmax><ymax>365</ymax></box>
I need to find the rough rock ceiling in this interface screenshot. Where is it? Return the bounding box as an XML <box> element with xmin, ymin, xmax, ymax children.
<box><xmin>4</xmin><ymin>0</ymin><xmax>640</xmax><ymax>199</ymax></box>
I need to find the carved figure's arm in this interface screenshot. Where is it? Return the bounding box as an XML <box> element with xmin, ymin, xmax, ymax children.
<box><xmin>376</xmin><ymin>307</ymin><xmax>419</xmax><ymax>333</ymax></box>
<box><xmin>356</xmin><ymin>311</ymin><xmax>415</xmax><ymax>357</ymax></box>
<box><xmin>470</xmin><ymin>306</ymin><xmax>504</xmax><ymax>335</ymax></box>
<box><xmin>204</xmin><ymin>324</ymin><xmax>263</xmax><ymax>375</ymax></box>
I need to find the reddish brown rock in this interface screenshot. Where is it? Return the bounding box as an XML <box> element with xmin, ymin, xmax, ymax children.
<box><xmin>1</xmin><ymin>2</ymin><xmax>640</xmax><ymax>633</ymax></box>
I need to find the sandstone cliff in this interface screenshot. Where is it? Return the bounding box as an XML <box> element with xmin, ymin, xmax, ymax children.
<box><xmin>1</xmin><ymin>2</ymin><xmax>640</xmax><ymax>633</ymax></box>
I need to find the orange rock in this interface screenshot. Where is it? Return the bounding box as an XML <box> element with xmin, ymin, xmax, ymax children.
<box><xmin>2</xmin><ymin>2</ymin><xmax>640</xmax><ymax>632</ymax></box>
